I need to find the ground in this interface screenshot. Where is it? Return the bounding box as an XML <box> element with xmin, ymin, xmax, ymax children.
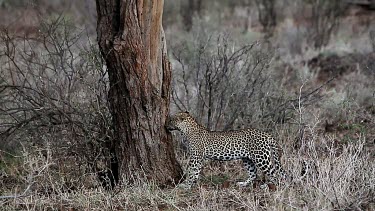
<box><xmin>0</xmin><ymin>1</ymin><xmax>374</xmax><ymax>210</ymax></box>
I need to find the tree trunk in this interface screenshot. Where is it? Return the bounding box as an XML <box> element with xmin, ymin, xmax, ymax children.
<box><xmin>181</xmin><ymin>0</ymin><xmax>202</xmax><ymax>31</ymax></box>
<box><xmin>95</xmin><ymin>0</ymin><xmax>183</xmax><ymax>186</ymax></box>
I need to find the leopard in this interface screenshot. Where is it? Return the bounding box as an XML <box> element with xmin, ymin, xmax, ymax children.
<box><xmin>166</xmin><ymin>111</ymin><xmax>288</xmax><ymax>189</ymax></box>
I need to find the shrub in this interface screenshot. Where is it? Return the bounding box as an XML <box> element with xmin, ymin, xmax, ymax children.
<box><xmin>0</xmin><ymin>17</ymin><xmax>114</xmax><ymax>191</ymax></box>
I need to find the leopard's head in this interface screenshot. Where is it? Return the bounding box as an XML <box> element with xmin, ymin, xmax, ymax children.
<box><xmin>166</xmin><ymin>111</ymin><xmax>196</xmax><ymax>133</ymax></box>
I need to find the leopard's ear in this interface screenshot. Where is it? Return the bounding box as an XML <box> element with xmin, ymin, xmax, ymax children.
<box><xmin>178</xmin><ymin>111</ymin><xmax>190</xmax><ymax>120</ymax></box>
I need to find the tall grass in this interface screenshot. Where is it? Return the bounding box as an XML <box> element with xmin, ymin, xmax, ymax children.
<box><xmin>1</xmin><ymin>118</ymin><xmax>374</xmax><ymax>210</ymax></box>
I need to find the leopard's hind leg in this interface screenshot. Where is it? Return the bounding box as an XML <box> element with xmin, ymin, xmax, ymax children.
<box><xmin>237</xmin><ymin>158</ymin><xmax>257</xmax><ymax>187</ymax></box>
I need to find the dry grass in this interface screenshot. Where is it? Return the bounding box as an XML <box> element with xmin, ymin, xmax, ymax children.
<box><xmin>1</xmin><ymin>114</ymin><xmax>374</xmax><ymax>211</ymax></box>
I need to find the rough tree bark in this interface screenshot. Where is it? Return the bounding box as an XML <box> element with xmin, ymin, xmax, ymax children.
<box><xmin>95</xmin><ymin>0</ymin><xmax>183</xmax><ymax>186</ymax></box>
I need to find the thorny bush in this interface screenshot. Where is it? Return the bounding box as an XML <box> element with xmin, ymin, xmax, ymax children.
<box><xmin>0</xmin><ymin>17</ymin><xmax>115</xmax><ymax>191</ymax></box>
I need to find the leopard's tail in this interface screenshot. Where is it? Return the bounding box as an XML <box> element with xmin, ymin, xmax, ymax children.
<box><xmin>299</xmin><ymin>159</ymin><xmax>311</xmax><ymax>179</ymax></box>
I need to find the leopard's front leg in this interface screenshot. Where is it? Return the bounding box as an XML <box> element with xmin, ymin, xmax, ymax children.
<box><xmin>179</xmin><ymin>154</ymin><xmax>204</xmax><ymax>189</ymax></box>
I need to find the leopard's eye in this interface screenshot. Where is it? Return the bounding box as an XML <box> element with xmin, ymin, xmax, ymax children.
<box><xmin>178</xmin><ymin>116</ymin><xmax>185</xmax><ymax>121</ymax></box>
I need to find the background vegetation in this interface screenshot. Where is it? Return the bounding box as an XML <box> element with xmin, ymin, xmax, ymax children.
<box><xmin>0</xmin><ymin>0</ymin><xmax>374</xmax><ymax>210</ymax></box>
